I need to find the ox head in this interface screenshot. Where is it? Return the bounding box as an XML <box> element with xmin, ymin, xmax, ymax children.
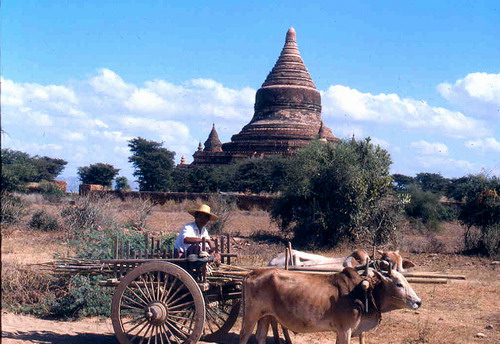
<box><xmin>372</xmin><ymin>265</ymin><xmax>422</xmax><ymax>312</ymax></box>
<box><xmin>377</xmin><ymin>250</ymin><xmax>415</xmax><ymax>272</ymax></box>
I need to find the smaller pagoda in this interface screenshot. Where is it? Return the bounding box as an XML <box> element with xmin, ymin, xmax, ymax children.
<box><xmin>192</xmin><ymin>124</ymin><xmax>232</xmax><ymax>165</ymax></box>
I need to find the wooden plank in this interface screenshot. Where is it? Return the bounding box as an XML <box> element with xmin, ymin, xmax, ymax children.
<box><xmin>150</xmin><ymin>236</ymin><xmax>154</xmax><ymax>259</ymax></box>
<box><xmin>114</xmin><ymin>236</ymin><xmax>119</xmax><ymax>259</ymax></box>
<box><xmin>226</xmin><ymin>234</ymin><xmax>231</xmax><ymax>265</ymax></box>
<box><xmin>403</xmin><ymin>272</ymin><xmax>466</xmax><ymax>280</ymax></box>
<box><xmin>144</xmin><ymin>233</ymin><xmax>149</xmax><ymax>259</ymax></box>
<box><xmin>220</xmin><ymin>236</ymin><xmax>225</xmax><ymax>264</ymax></box>
<box><xmin>406</xmin><ymin>278</ymin><xmax>448</xmax><ymax>284</ymax></box>
<box><xmin>102</xmin><ymin>258</ymin><xmax>188</xmax><ymax>264</ymax></box>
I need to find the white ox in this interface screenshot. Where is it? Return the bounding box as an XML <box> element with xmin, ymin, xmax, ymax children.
<box><xmin>269</xmin><ymin>249</ymin><xmax>416</xmax><ymax>272</ymax></box>
<box><xmin>239</xmin><ymin>266</ymin><xmax>422</xmax><ymax>344</ymax></box>
<box><xmin>268</xmin><ymin>249</ymin><xmax>370</xmax><ymax>269</ymax></box>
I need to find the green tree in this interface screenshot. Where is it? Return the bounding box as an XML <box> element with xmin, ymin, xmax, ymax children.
<box><xmin>232</xmin><ymin>156</ymin><xmax>290</xmax><ymax>194</ymax></box>
<box><xmin>173</xmin><ymin>165</ymin><xmax>232</xmax><ymax>193</ymax></box>
<box><xmin>272</xmin><ymin>138</ymin><xmax>397</xmax><ymax>248</ymax></box>
<box><xmin>32</xmin><ymin>156</ymin><xmax>67</xmax><ymax>182</ymax></box>
<box><xmin>392</xmin><ymin>173</ymin><xmax>414</xmax><ymax>192</ymax></box>
<box><xmin>1</xmin><ymin>149</ymin><xmax>37</xmax><ymax>191</ymax></box>
<box><xmin>114</xmin><ymin>176</ymin><xmax>131</xmax><ymax>191</ymax></box>
<box><xmin>128</xmin><ymin>138</ymin><xmax>175</xmax><ymax>191</ymax></box>
<box><xmin>1</xmin><ymin>149</ymin><xmax>67</xmax><ymax>191</ymax></box>
<box><xmin>414</xmin><ymin>172</ymin><xmax>449</xmax><ymax>194</ymax></box>
<box><xmin>77</xmin><ymin>163</ymin><xmax>120</xmax><ymax>187</ymax></box>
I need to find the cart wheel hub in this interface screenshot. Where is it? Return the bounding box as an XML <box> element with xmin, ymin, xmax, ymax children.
<box><xmin>145</xmin><ymin>302</ymin><xmax>168</xmax><ymax>325</ymax></box>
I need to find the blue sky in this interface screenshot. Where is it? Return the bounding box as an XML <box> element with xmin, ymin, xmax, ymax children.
<box><xmin>2</xmin><ymin>1</ymin><xmax>499</xmax><ymax>183</ymax></box>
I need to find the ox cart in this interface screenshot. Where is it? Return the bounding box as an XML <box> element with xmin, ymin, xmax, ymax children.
<box><xmin>44</xmin><ymin>234</ymin><xmax>244</xmax><ymax>344</ymax></box>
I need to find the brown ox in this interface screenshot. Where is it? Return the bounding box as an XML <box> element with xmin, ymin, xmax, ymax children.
<box><xmin>377</xmin><ymin>250</ymin><xmax>415</xmax><ymax>272</ymax></box>
<box><xmin>239</xmin><ymin>267</ymin><xmax>421</xmax><ymax>344</ymax></box>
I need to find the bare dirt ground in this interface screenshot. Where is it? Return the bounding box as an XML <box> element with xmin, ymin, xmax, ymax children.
<box><xmin>2</xmin><ymin>205</ymin><xmax>499</xmax><ymax>344</ymax></box>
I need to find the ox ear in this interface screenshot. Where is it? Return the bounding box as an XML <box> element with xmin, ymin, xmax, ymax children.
<box><xmin>402</xmin><ymin>259</ymin><xmax>416</xmax><ymax>269</ymax></box>
<box><xmin>378</xmin><ymin>260</ymin><xmax>390</xmax><ymax>271</ymax></box>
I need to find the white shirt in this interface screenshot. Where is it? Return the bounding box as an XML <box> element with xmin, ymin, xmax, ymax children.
<box><xmin>174</xmin><ymin>221</ymin><xmax>210</xmax><ymax>252</ymax></box>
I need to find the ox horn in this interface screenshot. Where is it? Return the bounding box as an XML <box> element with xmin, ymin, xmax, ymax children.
<box><xmin>388</xmin><ymin>260</ymin><xmax>393</xmax><ymax>275</ymax></box>
<box><xmin>362</xmin><ymin>259</ymin><xmax>370</xmax><ymax>276</ymax></box>
<box><xmin>361</xmin><ymin>280</ymin><xmax>370</xmax><ymax>291</ymax></box>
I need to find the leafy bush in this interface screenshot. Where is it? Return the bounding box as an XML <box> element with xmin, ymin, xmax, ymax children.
<box><xmin>38</xmin><ymin>180</ymin><xmax>65</xmax><ymax>202</ymax></box>
<box><xmin>459</xmin><ymin>178</ymin><xmax>500</xmax><ymax>257</ymax></box>
<box><xmin>29</xmin><ymin>209</ymin><xmax>60</xmax><ymax>231</ymax></box>
<box><xmin>48</xmin><ymin>275</ymin><xmax>113</xmax><ymax>319</ymax></box>
<box><xmin>272</xmin><ymin>138</ymin><xmax>398</xmax><ymax>248</ymax></box>
<box><xmin>1</xmin><ymin>261</ymin><xmax>61</xmax><ymax>316</ymax></box>
<box><xmin>404</xmin><ymin>186</ymin><xmax>457</xmax><ymax>232</ymax></box>
<box><xmin>1</xmin><ymin>192</ymin><xmax>29</xmax><ymax>226</ymax></box>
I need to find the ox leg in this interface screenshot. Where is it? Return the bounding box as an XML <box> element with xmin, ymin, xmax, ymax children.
<box><xmin>335</xmin><ymin>329</ymin><xmax>352</xmax><ymax>344</ymax></box>
<box><xmin>256</xmin><ymin>316</ymin><xmax>272</xmax><ymax>344</ymax></box>
<box><xmin>239</xmin><ymin>314</ymin><xmax>259</xmax><ymax>344</ymax></box>
<box><xmin>282</xmin><ymin>326</ymin><xmax>293</xmax><ymax>344</ymax></box>
<box><xmin>359</xmin><ymin>333</ymin><xmax>365</xmax><ymax>344</ymax></box>
<box><xmin>270</xmin><ymin>317</ymin><xmax>280</xmax><ymax>344</ymax></box>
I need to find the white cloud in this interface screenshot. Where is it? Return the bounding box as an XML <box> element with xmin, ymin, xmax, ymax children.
<box><xmin>416</xmin><ymin>156</ymin><xmax>475</xmax><ymax>173</ymax></box>
<box><xmin>371</xmin><ymin>137</ymin><xmax>392</xmax><ymax>150</ymax></box>
<box><xmin>465</xmin><ymin>137</ymin><xmax>500</xmax><ymax>152</ymax></box>
<box><xmin>322</xmin><ymin>85</ymin><xmax>490</xmax><ymax>138</ymax></box>
<box><xmin>437</xmin><ymin>72</ymin><xmax>500</xmax><ymax>119</ymax></box>
<box><xmin>91</xmin><ymin>119</ymin><xmax>109</xmax><ymax>128</ymax></box>
<box><xmin>89</xmin><ymin>68</ymin><xmax>135</xmax><ymax>99</ymax></box>
<box><xmin>120</xmin><ymin>116</ymin><xmax>196</xmax><ymax>152</ymax></box>
<box><xmin>411</xmin><ymin>140</ymin><xmax>449</xmax><ymax>155</ymax></box>
<box><xmin>2</xmin><ymin>69</ymin><xmax>497</xmax><ymax>180</ymax></box>
<box><xmin>62</xmin><ymin>131</ymin><xmax>86</xmax><ymax>141</ymax></box>
<box><xmin>125</xmin><ymin>89</ymin><xmax>168</xmax><ymax>113</ymax></box>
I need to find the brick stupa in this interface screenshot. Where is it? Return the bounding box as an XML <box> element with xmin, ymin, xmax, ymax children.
<box><xmin>192</xmin><ymin>27</ymin><xmax>338</xmax><ymax>165</ymax></box>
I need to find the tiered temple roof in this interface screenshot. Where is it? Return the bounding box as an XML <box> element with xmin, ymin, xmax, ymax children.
<box><xmin>191</xmin><ymin>27</ymin><xmax>338</xmax><ymax>166</ymax></box>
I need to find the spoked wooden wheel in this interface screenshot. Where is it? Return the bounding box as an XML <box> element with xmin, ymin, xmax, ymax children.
<box><xmin>111</xmin><ymin>262</ymin><xmax>205</xmax><ymax>344</ymax></box>
<box><xmin>202</xmin><ymin>297</ymin><xmax>241</xmax><ymax>341</ymax></box>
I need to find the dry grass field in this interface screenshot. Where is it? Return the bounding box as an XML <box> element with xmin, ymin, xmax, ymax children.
<box><xmin>1</xmin><ymin>197</ymin><xmax>499</xmax><ymax>344</ymax></box>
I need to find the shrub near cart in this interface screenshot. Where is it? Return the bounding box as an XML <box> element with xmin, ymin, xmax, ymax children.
<box><xmin>45</xmin><ymin>234</ymin><xmax>242</xmax><ymax>344</ymax></box>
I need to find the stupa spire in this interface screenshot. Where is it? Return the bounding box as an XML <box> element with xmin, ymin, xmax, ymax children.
<box><xmin>203</xmin><ymin>124</ymin><xmax>222</xmax><ymax>152</ymax></box>
<box><xmin>262</xmin><ymin>27</ymin><xmax>316</xmax><ymax>89</ymax></box>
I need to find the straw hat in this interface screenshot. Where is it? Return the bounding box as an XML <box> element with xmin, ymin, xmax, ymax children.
<box><xmin>187</xmin><ymin>204</ymin><xmax>219</xmax><ymax>221</ymax></box>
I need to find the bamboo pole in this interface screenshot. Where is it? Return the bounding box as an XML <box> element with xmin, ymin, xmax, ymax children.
<box><xmin>406</xmin><ymin>278</ymin><xmax>448</xmax><ymax>284</ymax></box>
<box><xmin>402</xmin><ymin>272</ymin><xmax>466</xmax><ymax>280</ymax></box>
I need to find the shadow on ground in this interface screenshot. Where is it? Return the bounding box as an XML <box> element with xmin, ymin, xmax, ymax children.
<box><xmin>1</xmin><ymin>331</ymin><xmax>117</xmax><ymax>344</ymax></box>
<box><xmin>1</xmin><ymin>330</ymin><xmax>285</xmax><ymax>344</ymax></box>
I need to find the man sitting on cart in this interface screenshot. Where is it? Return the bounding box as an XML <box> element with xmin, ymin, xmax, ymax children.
<box><xmin>174</xmin><ymin>204</ymin><xmax>220</xmax><ymax>261</ymax></box>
